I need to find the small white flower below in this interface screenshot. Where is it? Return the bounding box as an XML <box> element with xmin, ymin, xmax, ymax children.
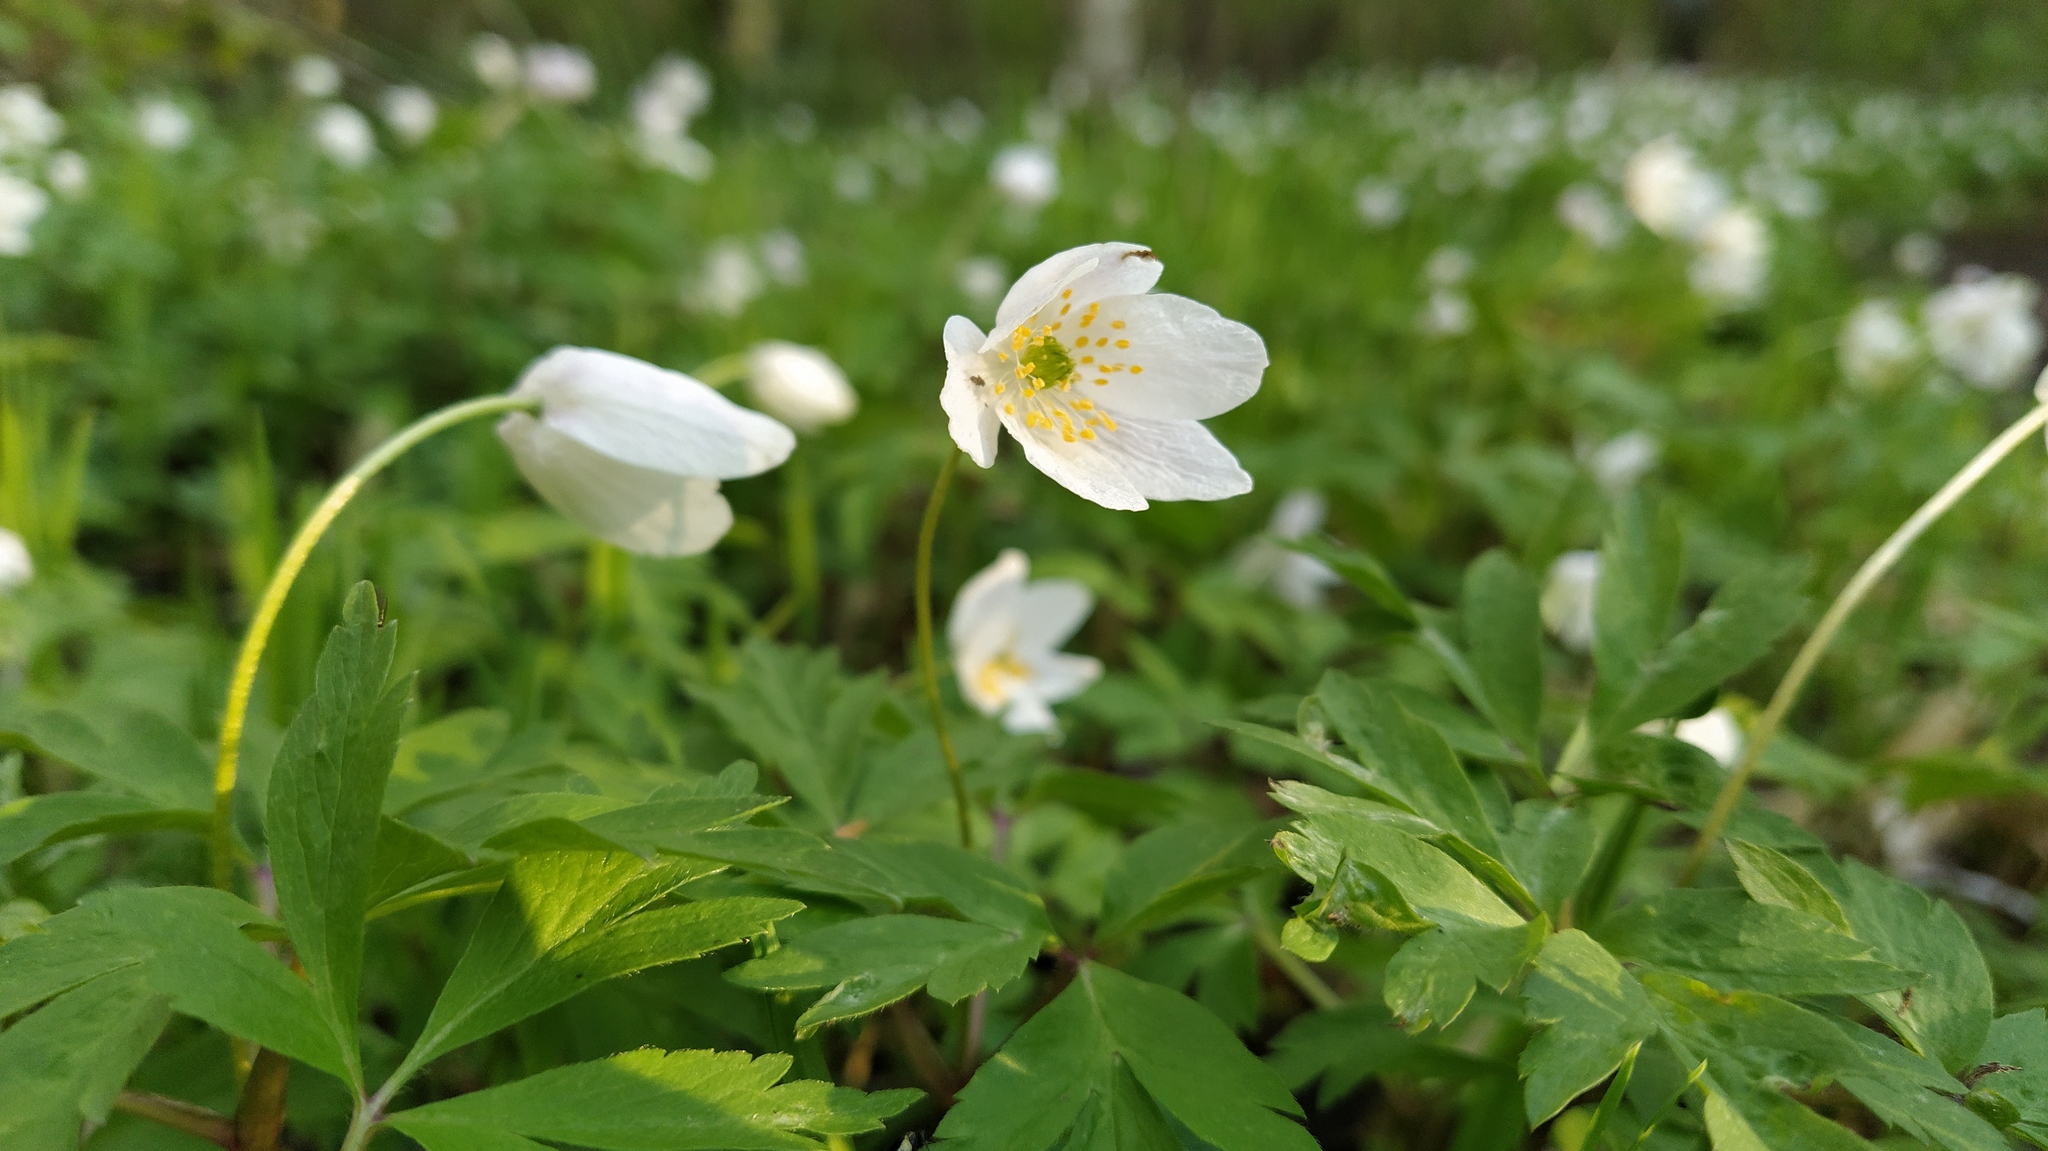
<box><xmin>1541</xmin><ymin>550</ymin><xmax>1600</xmax><ymax>653</ymax></box>
<box><xmin>1687</xmin><ymin>205</ymin><xmax>1770</xmax><ymax>308</ymax></box>
<box><xmin>381</xmin><ymin>87</ymin><xmax>439</xmax><ymax>146</ymax></box>
<box><xmin>135</xmin><ymin>99</ymin><xmax>194</xmax><ymax>152</ymax></box>
<box><xmin>1624</xmin><ymin>137</ymin><xmax>1726</xmax><ymax>241</ymax></box>
<box><xmin>311</xmin><ymin>104</ymin><xmax>376</xmax><ymax>169</ymax></box>
<box><xmin>746</xmin><ymin>342</ymin><xmax>857</xmax><ymax>434</ymax></box>
<box><xmin>0</xmin><ymin>174</ymin><xmax>48</xmax><ymax>256</ymax></box>
<box><xmin>470</xmin><ymin>34</ymin><xmax>522</xmax><ymax>92</ymax></box>
<box><xmin>0</xmin><ymin>527</ymin><xmax>31</xmax><ymax>590</ymax></box>
<box><xmin>1923</xmin><ymin>271</ymin><xmax>2043</xmax><ymax>390</ymax></box>
<box><xmin>0</xmin><ymin>85</ymin><xmax>62</xmax><ymax>158</ymax></box>
<box><xmin>1674</xmin><ymin>706</ymin><xmax>1744</xmax><ymax>768</ymax></box>
<box><xmin>46</xmin><ymin>151</ymin><xmax>87</xmax><ymax>199</ymax></box>
<box><xmin>948</xmin><ymin>549</ymin><xmax>1102</xmax><ymax>734</ymax></box>
<box><xmin>291</xmin><ymin>56</ymin><xmax>341</xmax><ymax>100</ymax></box>
<box><xmin>1838</xmin><ymin>299</ymin><xmax>1922</xmax><ymax>390</ymax></box>
<box><xmin>991</xmin><ymin>143</ymin><xmax>1059</xmax><ymax>211</ymax></box>
<box><xmin>523</xmin><ymin>44</ymin><xmax>596</xmax><ymax>105</ymax></box>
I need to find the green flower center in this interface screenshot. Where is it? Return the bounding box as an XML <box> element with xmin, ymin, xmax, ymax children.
<box><xmin>1020</xmin><ymin>337</ymin><xmax>1075</xmax><ymax>390</ymax></box>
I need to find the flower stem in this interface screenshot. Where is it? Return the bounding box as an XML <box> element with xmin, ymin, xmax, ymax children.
<box><xmin>691</xmin><ymin>352</ymin><xmax>749</xmax><ymax>389</ymax></box>
<box><xmin>112</xmin><ymin>1092</ymin><xmax>235</xmax><ymax>1148</ymax></box>
<box><xmin>784</xmin><ymin>453</ymin><xmax>821</xmax><ymax>639</ymax></box>
<box><xmin>209</xmin><ymin>392</ymin><xmax>539</xmax><ymax>890</ymax></box>
<box><xmin>914</xmin><ymin>449</ymin><xmax>973</xmax><ymax>850</ymax></box>
<box><xmin>1679</xmin><ymin>400</ymin><xmax>2048</xmax><ymax>885</ymax></box>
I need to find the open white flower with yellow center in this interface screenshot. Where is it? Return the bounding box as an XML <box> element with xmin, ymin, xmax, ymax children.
<box><xmin>497</xmin><ymin>347</ymin><xmax>795</xmax><ymax>557</ymax></box>
<box><xmin>940</xmin><ymin>242</ymin><xmax>1266</xmax><ymax>510</ymax></box>
<box><xmin>948</xmin><ymin>549</ymin><xmax>1102</xmax><ymax>734</ymax></box>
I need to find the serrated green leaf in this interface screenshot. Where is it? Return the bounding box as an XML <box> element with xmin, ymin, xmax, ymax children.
<box><xmin>442</xmin><ymin>791</ymin><xmax>784</xmax><ymax>856</ymax></box>
<box><xmin>1974</xmin><ymin>1009</ymin><xmax>2048</xmax><ymax>1147</ymax></box>
<box><xmin>1500</xmin><ymin>802</ymin><xmax>1598</xmax><ymax>920</ymax></box>
<box><xmin>1273</xmin><ymin>782</ymin><xmax>1523</xmax><ymax>933</ymax></box>
<box><xmin>0</xmin><ymin>791</ymin><xmax>211</xmax><ymax>868</ymax></box>
<box><xmin>1287</xmin><ymin>536</ymin><xmax>1415</xmax><ymax>623</ymax></box>
<box><xmin>1520</xmin><ymin>929</ymin><xmax>1656</xmax><ymax>1125</ymax></box>
<box><xmin>1597</xmin><ymin>889</ymin><xmax>1911</xmax><ymax>996</ymax></box>
<box><xmin>1459</xmin><ymin>550</ymin><xmax>1545</xmax><ymax>759</ymax></box>
<box><xmin>385</xmin><ymin>708</ymin><xmax>565</xmax><ymax>816</ymax></box>
<box><xmin>1578</xmin><ymin>732</ymin><xmax>1726</xmax><ymax>809</ymax></box>
<box><xmin>687</xmin><ymin>638</ymin><xmax>888</xmax><ymax>826</ymax></box>
<box><xmin>1591</xmin><ymin>497</ymin><xmax>1683</xmax><ymax>688</ymax></box>
<box><xmin>1727</xmin><ymin>838</ymin><xmax>1852</xmax><ymax>933</ymax></box>
<box><xmin>1838</xmin><ymin>859</ymin><xmax>1994</xmax><ymax>1074</ymax></box>
<box><xmin>728</xmin><ymin>914</ymin><xmax>1035</xmax><ymax>1035</ymax></box>
<box><xmin>368</xmin><ymin>816</ymin><xmax>474</xmax><ymax>909</ymax></box>
<box><xmin>0</xmin><ymin>967</ymin><xmax>170</xmax><ymax>1150</ymax></box>
<box><xmin>385</xmin><ymin>1047</ymin><xmax>918</xmax><ymax>1150</ymax></box>
<box><xmin>1593</xmin><ymin>563</ymin><xmax>1805</xmax><ymax>739</ymax></box>
<box><xmin>1318</xmin><ymin>671</ymin><xmax>1504</xmax><ymax>859</ymax></box>
<box><xmin>1386</xmin><ymin>915</ymin><xmax>1547</xmax><ymax>1032</ymax></box>
<box><xmin>1266</xmin><ymin>1002</ymin><xmax>1496</xmax><ymax>1109</ymax></box>
<box><xmin>936</xmin><ymin>961</ymin><xmax>1315</xmax><ymax>1151</ymax></box>
<box><xmin>1098</xmin><ymin>818</ymin><xmax>1277</xmax><ymax>941</ymax></box>
<box><xmin>0</xmin><ymin>703</ymin><xmax>213</xmax><ymax>811</ymax></box>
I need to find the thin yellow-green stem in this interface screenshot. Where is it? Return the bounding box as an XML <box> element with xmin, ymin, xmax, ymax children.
<box><xmin>209</xmin><ymin>393</ymin><xmax>538</xmax><ymax>890</ymax></box>
<box><xmin>1679</xmin><ymin>400</ymin><xmax>2048</xmax><ymax>884</ymax></box>
<box><xmin>692</xmin><ymin>352</ymin><xmax>750</xmax><ymax>389</ymax></box>
<box><xmin>914</xmin><ymin>449</ymin><xmax>973</xmax><ymax>849</ymax></box>
<box><xmin>784</xmin><ymin>452</ymin><xmax>821</xmax><ymax>639</ymax></box>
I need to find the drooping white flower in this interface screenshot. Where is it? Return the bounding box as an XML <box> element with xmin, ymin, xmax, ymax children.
<box><xmin>1233</xmin><ymin>489</ymin><xmax>1341</xmax><ymax>610</ymax></box>
<box><xmin>291</xmin><ymin>55</ymin><xmax>341</xmax><ymax>99</ymax></box>
<box><xmin>948</xmin><ymin>549</ymin><xmax>1102</xmax><ymax>734</ymax></box>
<box><xmin>1584</xmin><ymin>430</ymin><xmax>1660</xmax><ymax>494</ymax></box>
<box><xmin>497</xmin><ymin>347</ymin><xmax>794</xmax><ymax>556</ymax></box>
<box><xmin>381</xmin><ymin>86</ymin><xmax>439</xmax><ymax>146</ymax></box>
<box><xmin>940</xmin><ymin>242</ymin><xmax>1266</xmax><ymax>511</ymax></box>
<box><xmin>990</xmin><ymin>143</ymin><xmax>1058</xmax><ymax>211</ymax></box>
<box><xmin>1624</xmin><ymin>136</ymin><xmax>1725</xmax><ymax>240</ymax></box>
<box><xmin>746</xmin><ymin>342</ymin><xmax>857</xmax><ymax>434</ymax></box>
<box><xmin>135</xmin><ymin>99</ymin><xmax>193</xmax><ymax>152</ymax></box>
<box><xmin>470</xmin><ymin>34</ymin><xmax>522</xmax><ymax>92</ymax></box>
<box><xmin>1674</xmin><ymin>706</ymin><xmax>1744</xmax><ymax>767</ymax></box>
<box><xmin>1923</xmin><ymin>272</ymin><xmax>2043</xmax><ymax>390</ymax></box>
<box><xmin>0</xmin><ymin>85</ymin><xmax>62</xmax><ymax>157</ymax></box>
<box><xmin>1688</xmin><ymin>205</ymin><xmax>1769</xmax><ymax>308</ymax></box>
<box><xmin>46</xmin><ymin>150</ymin><xmax>87</xmax><ymax>199</ymax></box>
<box><xmin>1354</xmin><ymin>179</ymin><xmax>1405</xmax><ymax>228</ymax></box>
<box><xmin>1838</xmin><ymin>299</ymin><xmax>1921</xmax><ymax>389</ymax></box>
<box><xmin>685</xmin><ymin>239</ymin><xmax>763</xmax><ymax>317</ymax></box>
<box><xmin>1541</xmin><ymin>550</ymin><xmax>1600</xmax><ymax>653</ymax></box>
<box><xmin>0</xmin><ymin>174</ymin><xmax>48</xmax><ymax>256</ymax></box>
<box><xmin>311</xmin><ymin>104</ymin><xmax>376</xmax><ymax>169</ymax></box>
<box><xmin>0</xmin><ymin>526</ymin><xmax>31</xmax><ymax>590</ymax></box>
<box><xmin>524</xmin><ymin>44</ymin><xmax>596</xmax><ymax>104</ymax></box>
<box><xmin>1556</xmin><ymin>183</ymin><xmax>1624</xmax><ymax>248</ymax></box>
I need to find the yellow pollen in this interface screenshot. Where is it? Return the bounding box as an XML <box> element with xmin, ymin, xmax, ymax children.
<box><xmin>1080</xmin><ymin>355</ymin><xmax>1094</xmax><ymax>364</ymax></box>
<box><xmin>1061</xmin><ymin>289</ymin><xmax>1072</xmax><ymax>299</ymax></box>
<box><xmin>1095</xmin><ymin>377</ymin><xmax>1108</xmax><ymax>386</ymax></box>
<box><xmin>1111</xmin><ymin>320</ymin><xmax>1126</xmax><ymax>329</ymax></box>
<box><xmin>1129</xmin><ymin>365</ymin><xmax>1143</xmax><ymax>374</ymax></box>
<box><xmin>1075</xmin><ymin>399</ymin><xmax>1094</xmax><ymax>410</ymax></box>
<box><xmin>1060</xmin><ymin>304</ymin><xmax>1071</xmax><ymax>315</ymax></box>
<box><xmin>1004</xmin><ymin>403</ymin><xmax>1014</xmax><ymax>414</ymax></box>
<box><xmin>1115</xmin><ymin>339</ymin><xmax>1130</xmax><ymax>349</ymax></box>
<box><xmin>1080</xmin><ymin>429</ymin><xmax>1095</xmax><ymax>440</ymax></box>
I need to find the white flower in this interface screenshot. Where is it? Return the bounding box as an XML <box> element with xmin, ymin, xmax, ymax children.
<box><xmin>1418</xmin><ymin>289</ymin><xmax>1473</xmax><ymax>338</ymax></box>
<box><xmin>1923</xmin><ymin>272</ymin><xmax>2043</xmax><ymax>390</ymax></box>
<box><xmin>1354</xmin><ymin>179</ymin><xmax>1405</xmax><ymax>228</ymax></box>
<box><xmin>990</xmin><ymin>143</ymin><xmax>1058</xmax><ymax>211</ymax></box>
<box><xmin>1674</xmin><ymin>706</ymin><xmax>1744</xmax><ymax>768</ymax></box>
<box><xmin>0</xmin><ymin>85</ymin><xmax>62</xmax><ymax>157</ymax></box>
<box><xmin>1556</xmin><ymin>183</ymin><xmax>1624</xmax><ymax>248</ymax></box>
<box><xmin>833</xmin><ymin>156</ymin><xmax>875</xmax><ymax>202</ymax></box>
<box><xmin>948</xmin><ymin>549</ymin><xmax>1102</xmax><ymax>734</ymax></box>
<box><xmin>0</xmin><ymin>174</ymin><xmax>48</xmax><ymax>256</ymax></box>
<box><xmin>497</xmin><ymin>347</ymin><xmax>794</xmax><ymax>556</ymax></box>
<box><xmin>639</xmin><ymin>133</ymin><xmax>714</xmax><ymax>181</ymax></box>
<box><xmin>135</xmin><ymin>99</ymin><xmax>193</xmax><ymax>152</ymax></box>
<box><xmin>1624</xmin><ymin>136</ymin><xmax>1725</xmax><ymax>240</ymax></box>
<box><xmin>1541</xmin><ymin>550</ymin><xmax>1600</xmax><ymax>653</ymax></box>
<box><xmin>1688</xmin><ymin>205</ymin><xmax>1769</xmax><ymax>308</ymax></box>
<box><xmin>758</xmin><ymin>231</ymin><xmax>806</xmax><ymax>287</ymax></box>
<box><xmin>1894</xmin><ymin>232</ymin><xmax>1943</xmax><ymax>279</ymax></box>
<box><xmin>311</xmin><ymin>104</ymin><xmax>376</xmax><ymax>169</ymax></box>
<box><xmin>1838</xmin><ymin>299</ymin><xmax>1921</xmax><ymax>389</ymax></box>
<box><xmin>1585</xmin><ymin>430</ymin><xmax>1660</xmax><ymax>493</ymax></box>
<box><xmin>632</xmin><ymin>56</ymin><xmax>711</xmax><ymax>139</ymax></box>
<box><xmin>470</xmin><ymin>34</ymin><xmax>522</xmax><ymax>92</ymax></box>
<box><xmin>957</xmin><ymin>256</ymin><xmax>1007</xmax><ymax>308</ymax></box>
<box><xmin>291</xmin><ymin>56</ymin><xmax>341</xmax><ymax>99</ymax></box>
<box><xmin>381</xmin><ymin>86</ymin><xmax>439</xmax><ymax>146</ymax></box>
<box><xmin>524</xmin><ymin>44</ymin><xmax>596</xmax><ymax>104</ymax></box>
<box><xmin>1233</xmin><ymin>489</ymin><xmax>1341</xmax><ymax>610</ymax></box>
<box><xmin>685</xmin><ymin>239</ymin><xmax>763</xmax><ymax>317</ymax></box>
<box><xmin>940</xmin><ymin>242</ymin><xmax>1266</xmax><ymax>511</ymax></box>
<box><xmin>1424</xmin><ymin>246</ymin><xmax>1474</xmax><ymax>287</ymax></box>
<box><xmin>46</xmin><ymin>150</ymin><xmax>87</xmax><ymax>199</ymax></box>
<box><xmin>0</xmin><ymin>527</ymin><xmax>31</xmax><ymax>590</ymax></box>
<box><xmin>746</xmin><ymin>342</ymin><xmax>857</xmax><ymax>434</ymax></box>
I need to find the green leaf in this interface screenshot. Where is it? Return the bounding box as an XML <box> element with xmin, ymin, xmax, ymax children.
<box><xmin>1593</xmin><ymin>563</ymin><xmax>1806</xmax><ymax>739</ymax></box>
<box><xmin>1385</xmin><ymin>916</ymin><xmax>1547</xmax><ymax>1032</ymax></box>
<box><xmin>1838</xmin><ymin>860</ymin><xmax>1994</xmax><ymax>1074</ymax></box>
<box><xmin>1596</xmin><ymin>890</ymin><xmax>1912</xmax><ymax>997</ymax></box>
<box><xmin>1577</xmin><ymin>732</ymin><xmax>1726</xmax><ymax>809</ymax></box>
<box><xmin>1974</xmin><ymin>1009</ymin><xmax>2048</xmax><ymax>1147</ymax></box>
<box><xmin>1209</xmin><ymin>716</ymin><xmax>1410</xmax><ymax>802</ymax></box>
<box><xmin>1591</xmin><ymin>496</ymin><xmax>1683</xmax><ymax>687</ymax></box>
<box><xmin>1265</xmin><ymin>1002</ymin><xmax>1496</xmax><ymax>1109</ymax></box>
<box><xmin>368</xmin><ymin>816</ymin><xmax>475</xmax><ymax>909</ymax></box>
<box><xmin>0</xmin><ymin>703</ymin><xmax>213</xmax><ymax>811</ymax></box>
<box><xmin>385</xmin><ymin>1047</ymin><xmax>918</xmax><ymax>1150</ymax></box>
<box><xmin>935</xmin><ymin>961</ymin><xmax>1316</xmax><ymax>1151</ymax></box>
<box><xmin>1726</xmin><ymin>838</ymin><xmax>1852</xmax><ymax>933</ymax></box>
<box><xmin>1519</xmin><ymin>929</ymin><xmax>1656</xmax><ymax>1125</ymax></box>
<box><xmin>0</xmin><ymin>886</ymin><xmax>346</xmax><ymax>1078</ymax></box>
<box><xmin>0</xmin><ymin>791</ymin><xmax>210</xmax><ymax>868</ymax></box>
<box><xmin>1318</xmin><ymin>670</ymin><xmax>1504</xmax><ymax>858</ymax></box>
<box><xmin>1459</xmin><ymin>550</ymin><xmax>1545</xmax><ymax>759</ymax></box>
<box><xmin>1274</xmin><ymin>782</ymin><xmax>1524</xmax><ymax>933</ymax></box>
<box><xmin>404</xmin><ymin>850</ymin><xmax>798</xmax><ymax>1076</ymax></box>
<box><xmin>687</xmin><ymin>639</ymin><xmax>889</xmax><ymax>826</ymax></box>
<box><xmin>0</xmin><ymin>968</ymin><xmax>170</xmax><ymax>1150</ymax></box>
<box><xmin>385</xmin><ymin>708</ymin><xmax>564</xmax><ymax>816</ymax></box>
<box><xmin>728</xmin><ymin>913</ymin><xmax>1036</xmax><ymax>1035</ymax></box>
<box><xmin>442</xmin><ymin>790</ymin><xmax>785</xmax><ymax>856</ymax></box>
<box><xmin>1499</xmin><ymin>802</ymin><xmax>1598</xmax><ymax>921</ymax></box>
<box><xmin>264</xmin><ymin>581</ymin><xmax>412</xmax><ymax>1090</ymax></box>
<box><xmin>1287</xmin><ymin>536</ymin><xmax>1416</xmax><ymax>624</ymax></box>
<box><xmin>1097</xmin><ymin>818</ymin><xmax>1278</xmax><ymax>941</ymax></box>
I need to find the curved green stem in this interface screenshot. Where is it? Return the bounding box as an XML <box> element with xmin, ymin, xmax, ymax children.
<box><xmin>692</xmin><ymin>352</ymin><xmax>750</xmax><ymax>389</ymax></box>
<box><xmin>209</xmin><ymin>393</ymin><xmax>538</xmax><ymax>890</ymax></box>
<box><xmin>914</xmin><ymin>449</ymin><xmax>973</xmax><ymax>850</ymax></box>
<box><xmin>1679</xmin><ymin>400</ymin><xmax>2048</xmax><ymax>884</ymax></box>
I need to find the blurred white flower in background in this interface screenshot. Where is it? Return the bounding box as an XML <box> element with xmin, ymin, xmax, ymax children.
<box><xmin>1744</xmin><ymin>165</ymin><xmax>1824</xmax><ymax>220</ymax></box>
<box><xmin>311</xmin><ymin>104</ymin><xmax>376</xmax><ymax>169</ymax></box>
<box><xmin>1116</xmin><ymin>93</ymin><xmax>1174</xmax><ymax>148</ymax></box>
<box><xmin>1541</xmin><ymin>550</ymin><xmax>1600</xmax><ymax>653</ymax></box>
<box><xmin>0</xmin><ymin>527</ymin><xmax>32</xmax><ymax>590</ymax></box>
<box><xmin>1418</xmin><ymin>289</ymin><xmax>1474</xmax><ymax>338</ymax></box>
<box><xmin>1556</xmin><ymin>183</ymin><xmax>1625</xmax><ymax>248</ymax></box>
<box><xmin>832</xmin><ymin>156</ymin><xmax>875</xmax><ymax>202</ymax></box>
<box><xmin>416</xmin><ymin>200</ymin><xmax>458</xmax><ymax>241</ymax></box>
<box><xmin>1922</xmin><ymin>270</ymin><xmax>2043</xmax><ymax>390</ymax></box>
<box><xmin>686</xmin><ymin>238</ymin><xmax>764</xmax><ymax>317</ymax></box>
<box><xmin>632</xmin><ymin>56</ymin><xmax>714</xmax><ymax>180</ymax></box>
<box><xmin>497</xmin><ymin>347</ymin><xmax>794</xmax><ymax>556</ymax></box>
<box><xmin>957</xmin><ymin>256</ymin><xmax>1007</xmax><ymax>309</ymax></box>
<box><xmin>939</xmin><ymin>98</ymin><xmax>985</xmax><ymax>144</ymax></box>
<box><xmin>1674</xmin><ymin>706</ymin><xmax>1744</xmax><ymax>767</ymax></box>
<box><xmin>0</xmin><ymin>85</ymin><xmax>61</xmax><ymax>158</ymax></box>
<box><xmin>758</xmin><ymin>230</ymin><xmax>806</xmax><ymax>287</ymax></box>
<box><xmin>523</xmin><ymin>43</ymin><xmax>595</xmax><ymax>104</ymax></box>
<box><xmin>291</xmin><ymin>55</ymin><xmax>341</xmax><ymax>100</ymax></box>
<box><xmin>46</xmin><ymin>150</ymin><xmax>87</xmax><ymax>200</ymax></box>
<box><xmin>0</xmin><ymin>173</ymin><xmax>48</xmax><ymax>255</ymax></box>
<box><xmin>774</xmin><ymin>103</ymin><xmax>815</xmax><ymax>143</ymax></box>
<box><xmin>1838</xmin><ymin>299</ymin><xmax>1922</xmax><ymax>389</ymax></box>
<box><xmin>135</xmin><ymin>98</ymin><xmax>194</xmax><ymax>152</ymax></box>
<box><xmin>1688</xmin><ymin>205</ymin><xmax>1770</xmax><ymax>307</ymax></box>
<box><xmin>1233</xmin><ymin>489</ymin><xmax>1342</xmax><ymax>610</ymax></box>
<box><xmin>1624</xmin><ymin>136</ymin><xmax>1726</xmax><ymax>240</ymax></box>
<box><xmin>469</xmin><ymin>34</ymin><xmax>522</xmax><ymax>93</ymax></box>
<box><xmin>948</xmin><ymin>548</ymin><xmax>1102</xmax><ymax>734</ymax></box>
<box><xmin>1424</xmin><ymin>246</ymin><xmax>1474</xmax><ymax>287</ymax></box>
<box><xmin>746</xmin><ymin>341</ymin><xmax>857</xmax><ymax>434</ymax></box>
<box><xmin>991</xmin><ymin>143</ymin><xmax>1059</xmax><ymax>211</ymax></box>
<box><xmin>1894</xmin><ymin>232</ymin><xmax>1943</xmax><ymax>279</ymax></box>
<box><xmin>940</xmin><ymin>242</ymin><xmax>1267</xmax><ymax>510</ymax></box>
<box><xmin>1584</xmin><ymin>430</ymin><xmax>1660</xmax><ymax>493</ymax></box>
<box><xmin>1354</xmin><ymin>179</ymin><xmax>1406</xmax><ymax>228</ymax></box>
<box><xmin>380</xmin><ymin>86</ymin><xmax>439</xmax><ymax>146</ymax></box>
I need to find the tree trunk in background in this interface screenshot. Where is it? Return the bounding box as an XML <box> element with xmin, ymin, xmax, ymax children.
<box><xmin>728</xmin><ymin>0</ymin><xmax>779</xmax><ymax>77</ymax></box>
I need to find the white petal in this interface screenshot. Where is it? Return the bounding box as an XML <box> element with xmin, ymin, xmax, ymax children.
<box><xmin>1022</xmin><ymin>651</ymin><xmax>1101</xmax><ymax>705</ymax></box>
<box><xmin>991</xmin><ymin>242</ymin><xmax>1163</xmax><ymax>336</ymax></box>
<box><xmin>513</xmin><ymin>346</ymin><xmax>795</xmax><ymax>479</ymax></box>
<box><xmin>1012</xmin><ymin>579</ymin><xmax>1094</xmax><ymax>651</ymax></box>
<box><xmin>944</xmin><ymin>314</ymin><xmax>986</xmax><ymax>360</ymax></box>
<box><xmin>1000</xmin><ymin>689</ymin><xmax>1059</xmax><ymax>735</ymax></box>
<box><xmin>947</xmin><ymin>548</ymin><xmax>1028</xmax><ymax>650</ymax></box>
<box><xmin>1009</xmin><ymin>419</ymin><xmax>1148</xmax><ymax>510</ymax></box>
<box><xmin>499</xmin><ymin>413</ymin><xmax>735</xmax><ymax>556</ymax></box>
<box><xmin>1084</xmin><ymin>294</ymin><xmax>1266</xmax><ymax>420</ymax></box>
<box><xmin>1100</xmin><ymin>415</ymin><xmax>1253</xmax><ymax>502</ymax></box>
<box><xmin>941</xmin><ymin>371</ymin><xmax>1001</xmax><ymax>469</ymax></box>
